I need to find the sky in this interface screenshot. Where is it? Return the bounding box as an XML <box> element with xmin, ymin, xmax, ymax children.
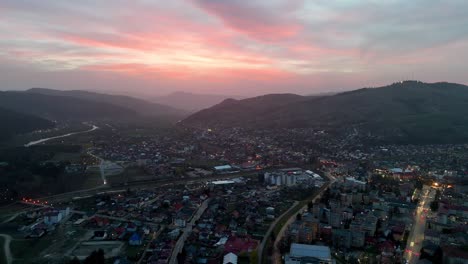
<box><xmin>1</xmin><ymin>0</ymin><xmax>468</xmax><ymax>97</ymax></box>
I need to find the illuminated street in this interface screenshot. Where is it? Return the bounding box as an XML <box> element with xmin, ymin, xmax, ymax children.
<box><xmin>404</xmin><ymin>186</ymin><xmax>435</xmax><ymax>264</ymax></box>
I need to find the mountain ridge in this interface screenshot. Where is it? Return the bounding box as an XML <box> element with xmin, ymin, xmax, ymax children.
<box><xmin>26</xmin><ymin>88</ymin><xmax>186</xmax><ymax>120</ymax></box>
<box><xmin>182</xmin><ymin>81</ymin><xmax>468</xmax><ymax>144</ymax></box>
<box><xmin>153</xmin><ymin>91</ymin><xmax>245</xmax><ymax>112</ymax></box>
<box><xmin>0</xmin><ymin>91</ymin><xmax>139</xmax><ymax>121</ymax></box>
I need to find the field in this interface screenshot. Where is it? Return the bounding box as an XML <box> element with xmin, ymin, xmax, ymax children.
<box><xmin>0</xmin><ymin>203</ymin><xmax>33</xmax><ymax>223</ymax></box>
<box><xmin>0</xmin><ymin>236</ymin><xmax>6</xmax><ymax>264</ymax></box>
<box><xmin>72</xmin><ymin>241</ymin><xmax>124</xmax><ymax>260</ymax></box>
<box><xmin>0</xmin><ymin>210</ymin><xmax>96</xmax><ymax>263</ymax></box>
<box><xmin>11</xmin><ymin>238</ymin><xmax>54</xmax><ymax>260</ymax></box>
<box><xmin>79</xmin><ymin>171</ymin><xmax>105</xmax><ymax>190</ymax></box>
<box><xmin>106</xmin><ymin>167</ymin><xmax>156</xmax><ymax>186</ymax></box>
<box><xmin>50</xmin><ymin>152</ymin><xmax>82</xmax><ymax>163</ymax></box>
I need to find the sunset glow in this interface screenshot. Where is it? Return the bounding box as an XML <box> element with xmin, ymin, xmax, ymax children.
<box><xmin>1</xmin><ymin>0</ymin><xmax>468</xmax><ymax>95</ymax></box>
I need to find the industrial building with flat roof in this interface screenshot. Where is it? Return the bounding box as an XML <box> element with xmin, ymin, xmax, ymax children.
<box><xmin>285</xmin><ymin>243</ymin><xmax>333</xmax><ymax>264</ymax></box>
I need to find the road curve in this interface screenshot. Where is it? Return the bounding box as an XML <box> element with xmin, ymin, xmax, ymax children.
<box><xmin>25</xmin><ymin>124</ymin><xmax>98</xmax><ymax>147</ymax></box>
<box><xmin>259</xmin><ymin>173</ymin><xmax>335</xmax><ymax>264</ymax></box>
<box><xmin>257</xmin><ymin>201</ymin><xmax>299</xmax><ymax>264</ymax></box>
<box><xmin>0</xmin><ymin>234</ymin><xmax>13</xmax><ymax>264</ymax></box>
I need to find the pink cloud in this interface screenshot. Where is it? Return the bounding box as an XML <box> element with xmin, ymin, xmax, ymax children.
<box><xmin>191</xmin><ymin>0</ymin><xmax>302</xmax><ymax>41</ymax></box>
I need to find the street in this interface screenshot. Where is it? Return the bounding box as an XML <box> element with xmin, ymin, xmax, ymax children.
<box><xmin>403</xmin><ymin>186</ymin><xmax>435</xmax><ymax>264</ymax></box>
<box><xmin>169</xmin><ymin>198</ymin><xmax>211</xmax><ymax>264</ymax></box>
<box><xmin>260</xmin><ymin>173</ymin><xmax>336</xmax><ymax>264</ymax></box>
<box><xmin>257</xmin><ymin>201</ymin><xmax>299</xmax><ymax>264</ymax></box>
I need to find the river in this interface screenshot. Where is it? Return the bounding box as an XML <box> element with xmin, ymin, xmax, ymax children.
<box><xmin>24</xmin><ymin>124</ymin><xmax>99</xmax><ymax>147</ymax></box>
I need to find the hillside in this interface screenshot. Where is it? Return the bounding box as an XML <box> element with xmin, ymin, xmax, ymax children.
<box><xmin>182</xmin><ymin>93</ymin><xmax>308</xmax><ymax>127</ymax></box>
<box><xmin>182</xmin><ymin>81</ymin><xmax>468</xmax><ymax>144</ymax></box>
<box><xmin>0</xmin><ymin>107</ymin><xmax>54</xmax><ymax>140</ymax></box>
<box><xmin>0</xmin><ymin>91</ymin><xmax>138</xmax><ymax>121</ymax></box>
<box><xmin>27</xmin><ymin>88</ymin><xmax>186</xmax><ymax>120</ymax></box>
<box><xmin>153</xmin><ymin>91</ymin><xmax>244</xmax><ymax>112</ymax></box>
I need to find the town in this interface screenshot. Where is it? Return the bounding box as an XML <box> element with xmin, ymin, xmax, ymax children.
<box><xmin>0</xmin><ymin>125</ymin><xmax>467</xmax><ymax>264</ymax></box>
<box><xmin>2</xmin><ymin>1</ymin><xmax>468</xmax><ymax>263</ymax></box>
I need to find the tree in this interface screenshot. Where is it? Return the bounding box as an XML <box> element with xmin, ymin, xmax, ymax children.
<box><xmin>430</xmin><ymin>201</ymin><xmax>439</xmax><ymax>212</ymax></box>
<box><xmin>415</xmin><ymin>180</ymin><xmax>423</xmax><ymax>190</ymax></box>
<box><xmin>83</xmin><ymin>249</ymin><xmax>105</xmax><ymax>264</ymax></box>
<box><xmin>296</xmin><ymin>213</ymin><xmax>302</xmax><ymax>221</ymax></box>
<box><xmin>250</xmin><ymin>250</ymin><xmax>258</xmax><ymax>264</ymax></box>
<box><xmin>69</xmin><ymin>257</ymin><xmax>81</xmax><ymax>264</ymax></box>
<box><xmin>270</xmin><ymin>231</ymin><xmax>276</xmax><ymax>241</ymax></box>
<box><xmin>177</xmin><ymin>248</ymin><xmax>187</xmax><ymax>263</ymax></box>
<box><xmin>96</xmin><ymin>249</ymin><xmax>105</xmax><ymax>264</ymax></box>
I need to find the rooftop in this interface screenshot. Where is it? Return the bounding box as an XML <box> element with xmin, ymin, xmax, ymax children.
<box><xmin>211</xmin><ymin>180</ymin><xmax>236</xmax><ymax>185</ymax></box>
<box><xmin>214</xmin><ymin>165</ymin><xmax>232</xmax><ymax>170</ymax></box>
<box><xmin>290</xmin><ymin>243</ymin><xmax>331</xmax><ymax>260</ymax></box>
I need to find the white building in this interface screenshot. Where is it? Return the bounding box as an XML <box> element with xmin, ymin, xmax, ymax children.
<box><xmin>44</xmin><ymin>207</ymin><xmax>70</xmax><ymax>225</ymax></box>
<box><xmin>212</xmin><ymin>180</ymin><xmax>236</xmax><ymax>185</ymax></box>
<box><xmin>223</xmin><ymin>253</ymin><xmax>238</xmax><ymax>264</ymax></box>
<box><xmin>214</xmin><ymin>165</ymin><xmax>234</xmax><ymax>174</ymax></box>
<box><xmin>264</xmin><ymin>172</ymin><xmax>297</xmax><ymax>186</ymax></box>
<box><xmin>44</xmin><ymin>211</ymin><xmax>63</xmax><ymax>225</ymax></box>
<box><xmin>345</xmin><ymin>177</ymin><xmax>366</xmax><ymax>190</ymax></box>
<box><xmin>174</xmin><ymin>218</ymin><xmax>186</xmax><ymax>227</ymax></box>
<box><xmin>266</xmin><ymin>207</ymin><xmax>275</xmax><ymax>215</ymax></box>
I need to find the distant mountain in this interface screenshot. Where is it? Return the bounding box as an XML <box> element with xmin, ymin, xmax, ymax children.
<box><xmin>182</xmin><ymin>81</ymin><xmax>468</xmax><ymax>144</ymax></box>
<box><xmin>153</xmin><ymin>91</ymin><xmax>244</xmax><ymax>112</ymax></box>
<box><xmin>27</xmin><ymin>88</ymin><xmax>186</xmax><ymax>120</ymax></box>
<box><xmin>182</xmin><ymin>93</ymin><xmax>308</xmax><ymax>127</ymax></box>
<box><xmin>0</xmin><ymin>107</ymin><xmax>54</xmax><ymax>140</ymax></box>
<box><xmin>0</xmin><ymin>91</ymin><xmax>138</xmax><ymax>121</ymax></box>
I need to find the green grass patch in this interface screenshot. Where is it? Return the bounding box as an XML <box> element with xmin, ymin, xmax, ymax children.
<box><xmin>126</xmin><ymin>244</ymin><xmax>146</xmax><ymax>260</ymax></box>
<box><xmin>0</xmin><ymin>236</ymin><xmax>7</xmax><ymax>264</ymax></box>
<box><xmin>11</xmin><ymin>237</ymin><xmax>53</xmax><ymax>260</ymax></box>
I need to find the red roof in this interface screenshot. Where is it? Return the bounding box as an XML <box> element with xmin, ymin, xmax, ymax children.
<box><xmin>379</xmin><ymin>241</ymin><xmax>395</xmax><ymax>252</ymax></box>
<box><xmin>224</xmin><ymin>236</ymin><xmax>259</xmax><ymax>254</ymax></box>
<box><xmin>365</xmin><ymin>236</ymin><xmax>377</xmax><ymax>244</ymax></box>
<box><xmin>93</xmin><ymin>216</ymin><xmax>110</xmax><ymax>225</ymax></box>
<box><xmin>442</xmin><ymin>245</ymin><xmax>468</xmax><ymax>259</ymax></box>
<box><xmin>445</xmin><ymin>204</ymin><xmax>468</xmax><ymax>212</ymax></box>
<box><xmin>320</xmin><ymin>226</ymin><xmax>332</xmax><ymax>234</ymax></box>
<box><xmin>173</xmin><ymin>203</ymin><xmax>183</xmax><ymax>211</ymax></box>
<box><xmin>115</xmin><ymin>227</ymin><xmax>125</xmax><ymax>234</ymax></box>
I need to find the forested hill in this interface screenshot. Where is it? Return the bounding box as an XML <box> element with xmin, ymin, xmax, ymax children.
<box><xmin>182</xmin><ymin>81</ymin><xmax>468</xmax><ymax>144</ymax></box>
<box><xmin>0</xmin><ymin>107</ymin><xmax>54</xmax><ymax>140</ymax></box>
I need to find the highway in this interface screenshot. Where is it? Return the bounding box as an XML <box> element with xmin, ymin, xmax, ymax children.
<box><xmin>403</xmin><ymin>186</ymin><xmax>435</xmax><ymax>264</ymax></box>
<box><xmin>24</xmin><ymin>124</ymin><xmax>99</xmax><ymax>147</ymax></box>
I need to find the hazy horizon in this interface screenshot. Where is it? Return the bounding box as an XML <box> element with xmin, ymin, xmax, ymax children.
<box><xmin>2</xmin><ymin>0</ymin><xmax>468</xmax><ymax>97</ymax></box>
